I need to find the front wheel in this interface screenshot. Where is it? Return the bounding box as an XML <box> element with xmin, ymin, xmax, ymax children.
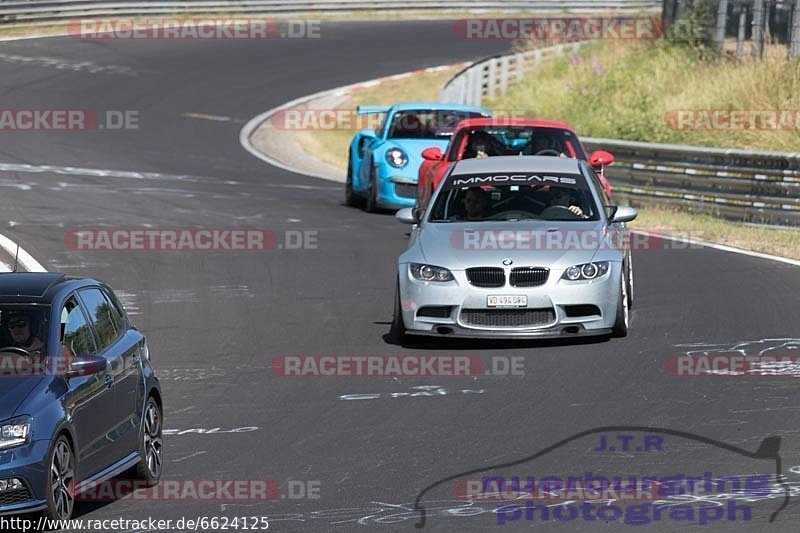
<box><xmin>345</xmin><ymin>157</ymin><xmax>362</xmax><ymax>207</ymax></box>
<box><xmin>611</xmin><ymin>271</ymin><xmax>629</xmax><ymax>338</ymax></box>
<box><xmin>389</xmin><ymin>280</ymin><xmax>407</xmax><ymax>344</ymax></box>
<box><xmin>42</xmin><ymin>435</ymin><xmax>75</xmax><ymax>522</ymax></box>
<box><xmin>131</xmin><ymin>396</ymin><xmax>163</xmax><ymax>485</ymax></box>
<box><xmin>364</xmin><ymin>165</ymin><xmax>379</xmax><ymax>213</ymax></box>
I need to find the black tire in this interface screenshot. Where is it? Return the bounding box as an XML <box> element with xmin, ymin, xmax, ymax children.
<box><xmin>389</xmin><ymin>280</ymin><xmax>407</xmax><ymax>344</ymax></box>
<box><xmin>344</xmin><ymin>157</ymin><xmax>363</xmax><ymax>207</ymax></box>
<box><xmin>131</xmin><ymin>396</ymin><xmax>163</xmax><ymax>485</ymax></box>
<box><xmin>625</xmin><ymin>252</ymin><xmax>633</xmax><ymax>310</ymax></box>
<box><xmin>42</xmin><ymin>435</ymin><xmax>75</xmax><ymax>522</ymax></box>
<box><xmin>364</xmin><ymin>165</ymin><xmax>379</xmax><ymax>213</ymax></box>
<box><xmin>611</xmin><ymin>270</ymin><xmax>630</xmax><ymax>338</ymax></box>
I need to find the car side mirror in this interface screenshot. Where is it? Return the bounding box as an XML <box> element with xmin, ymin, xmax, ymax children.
<box><xmin>610</xmin><ymin>206</ymin><xmax>637</xmax><ymax>223</ymax></box>
<box><xmin>589</xmin><ymin>150</ymin><xmax>614</xmax><ymax>168</ymax></box>
<box><xmin>421</xmin><ymin>147</ymin><xmax>443</xmax><ymax>161</ymax></box>
<box><xmin>63</xmin><ymin>354</ymin><xmax>107</xmax><ymax>378</ymax></box>
<box><xmin>396</xmin><ymin>207</ymin><xmax>421</xmax><ymax>225</ymax></box>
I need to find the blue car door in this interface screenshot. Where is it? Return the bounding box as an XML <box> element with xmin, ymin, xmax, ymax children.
<box><xmin>77</xmin><ymin>287</ymin><xmax>143</xmax><ymax>464</ymax></box>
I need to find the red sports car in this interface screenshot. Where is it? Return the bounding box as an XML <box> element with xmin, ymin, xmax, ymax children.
<box><xmin>416</xmin><ymin>118</ymin><xmax>614</xmax><ymax>209</ymax></box>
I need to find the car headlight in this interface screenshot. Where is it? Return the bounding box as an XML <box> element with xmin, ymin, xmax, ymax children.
<box><xmin>0</xmin><ymin>417</ymin><xmax>31</xmax><ymax>450</ymax></box>
<box><xmin>561</xmin><ymin>261</ymin><xmax>610</xmax><ymax>281</ymax></box>
<box><xmin>386</xmin><ymin>148</ymin><xmax>408</xmax><ymax>168</ymax></box>
<box><xmin>410</xmin><ymin>263</ymin><xmax>454</xmax><ymax>282</ymax></box>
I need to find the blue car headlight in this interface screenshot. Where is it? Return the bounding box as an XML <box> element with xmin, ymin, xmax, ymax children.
<box><xmin>410</xmin><ymin>263</ymin><xmax>454</xmax><ymax>282</ymax></box>
<box><xmin>562</xmin><ymin>261</ymin><xmax>610</xmax><ymax>281</ymax></box>
<box><xmin>0</xmin><ymin>416</ymin><xmax>31</xmax><ymax>450</ymax></box>
<box><xmin>386</xmin><ymin>148</ymin><xmax>408</xmax><ymax>168</ymax></box>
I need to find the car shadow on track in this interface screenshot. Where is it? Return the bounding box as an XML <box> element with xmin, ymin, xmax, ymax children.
<box><xmin>379</xmin><ymin>327</ymin><xmax>611</xmax><ymax>351</ymax></box>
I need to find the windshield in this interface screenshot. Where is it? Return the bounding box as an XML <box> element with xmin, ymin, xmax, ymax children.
<box><xmin>386</xmin><ymin>110</ymin><xmax>485</xmax><ymax>140</ymax></box>
<box><xmin>429</xmin><ymin>175</ymin><xmax>599</xmax><ymax>222</ymax></box>
<box><xmin>0</xmin><ymin>305</ymin><xmax>50</xmax><ymax>356</ymax></box>
<box><xmin>448</xmin><ymin>126</ymin><xmax>586</xmax><ymax>160</ymax></box>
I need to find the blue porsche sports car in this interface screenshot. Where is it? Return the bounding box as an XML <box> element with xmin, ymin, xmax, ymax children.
<box><xmin>345</xmin><ymin>102</ymin><xmax>491</xmax><ymax>211</ymax></box>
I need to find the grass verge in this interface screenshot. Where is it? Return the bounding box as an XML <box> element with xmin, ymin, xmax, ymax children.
<box><xmin>485</xmin><ymin>40</ymin><xmax>800</xmax><ymax>152</ymax></box>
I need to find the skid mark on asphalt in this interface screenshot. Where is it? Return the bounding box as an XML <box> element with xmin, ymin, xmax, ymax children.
<box><xmin>170</xmin><ymin>450</ymin><xmax>208</xmax><ymax>463</ymax></box>
<box><xmin>0</xmin><ymin>53</ymin><xmax>137</xmax><ymax>76</ymax></box>
<box><xmin>0</xmin><ymin>162</ymin><xmax>210</xmax><ymax>182</ymax></box>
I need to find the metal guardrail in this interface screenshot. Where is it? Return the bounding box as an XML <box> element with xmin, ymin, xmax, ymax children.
<box><xmin>583</xmin><ymin>138</ymin><xmax>800</xmax><ymax>226</ymax></box>
<box><xmin>0</xmin><ymin>0</ymin><xmax>662</xmax><ymax>27</ymax></box>
<box><xmin>439</xmin><ymin>41</ymin><xmax>587</xmax><ymax>106</ymax></box>
<box><xmin>438</xmin><ymin>39</ymin><xmax>800</xmax><ymax>227</ymax></box>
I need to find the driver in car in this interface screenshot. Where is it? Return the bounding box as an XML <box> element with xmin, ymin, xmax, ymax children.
<box><xmin>463</xmin><ymin>131</ymin><xmax>498</xmax><ymax>159</ymax></box>
<box><xmin>3</xmin><ymin>310</ymin><xmax>45</xmax><ymax>355</ymax></box>
<box><xmin>463</xmin><ymin>187</ymin><xmax>490</xmax><ymax>220</ymax></box>
<box><xmin>548</xmin><ymin>187</ymin><xmax>589</xmax><ymax>219</ymax></box>
<box><xmin>529</xmin><ymin>135</ymin><xmax>568</xmax><ymax>158</ymax></box>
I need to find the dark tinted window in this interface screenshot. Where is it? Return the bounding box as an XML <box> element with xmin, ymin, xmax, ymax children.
<box><xmin>387</xmin><ymin>110</ymin><xmax>485</xmax><ymax>140</ymax></box>
<box><xmin>100</xmin><ymin>289</ymin><xmax>125</xmax><ymax>335</ymax></box>
<box><xmin>447</xmin><ymin>126</ymin><xmax>587</xmax><ymax>161</ymax></box>
<box><xmin>61</xmin><ymin>297</ymin><xmax>96</xmax><ymax>356</ymax></box>
<box><xmin>430</xmin><ymin>175</ymin><xmax>599</xmax><ymax>222</ymax></box>
<box><xmin>79</xmin><ymin>288</ymin><xmax>120</xmax><ymax>350</ymax></box>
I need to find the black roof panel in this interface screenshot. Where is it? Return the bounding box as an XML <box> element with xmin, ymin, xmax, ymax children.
<box><xmin>0</xmin><ymin>272</ymin><xmax>67</xmax><ymax>298</ymax></box>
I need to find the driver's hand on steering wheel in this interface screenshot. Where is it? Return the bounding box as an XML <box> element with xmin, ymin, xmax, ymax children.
<box><xmin>568</xmin><ymin>205</ymin><xmax>586</xmax><ymax>218</ymax></box>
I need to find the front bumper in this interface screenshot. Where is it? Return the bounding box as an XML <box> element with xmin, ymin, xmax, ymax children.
<box><xmin>398</xmin><ymin>263</ymin><xmax>621</xmax><ymax>339</ymax></box>
<box><xmin>376</xmin><ymin>173</ymin><xmax>418</xmax><ymax>209</ymax></box>
<box><xmin>0</xmin><ymin>439</ymin><xmax>50</xmax><ymax>515</ymax></box>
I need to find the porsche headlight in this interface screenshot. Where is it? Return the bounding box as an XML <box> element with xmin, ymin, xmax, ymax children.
<box><xmin>561</xmin><ymin>261</ymin><xmax>610</xmax><ymax>281</ymax></box>
<box><xmin>0</xmin><ymin>417</ymin><xmax>31</xmax><ymax>450</ymax></box>
<box><xmin>410</xmin><ymin>263</ymin><xmax>454</xmax><ymax>282</ymax></box>
<box><xmin>386</xmin><ymin>148</ymin><xmax>408</xmax><ymax>168</ymax></box>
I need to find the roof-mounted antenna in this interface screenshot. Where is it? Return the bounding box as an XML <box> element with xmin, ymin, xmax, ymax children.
<box><xmin>12</xmin><ymin>243</ymin><xmax>20</xmax><ymax>273</ymax></box>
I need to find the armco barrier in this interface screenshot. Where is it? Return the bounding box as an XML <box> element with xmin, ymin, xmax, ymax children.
<box><xmin>0</xmin><ymin>1</ymin><xmax>661</xmax><ymax>27</ymax></box>
<box><xmin>438</xmin><ymin>40</ymin><xmax>800</xmax><ymax>227</ymax></box>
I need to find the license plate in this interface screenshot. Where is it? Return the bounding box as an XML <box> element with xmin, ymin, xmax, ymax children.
<box><xmin>487</xmin><ymin>295</ymin><xmax>527</xmax><ymax>307</ymax></box>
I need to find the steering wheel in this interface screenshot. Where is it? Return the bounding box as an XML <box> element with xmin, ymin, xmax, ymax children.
<box><xmin>0</xmin><ymin>346</ymin><xmax>32</xmax><ymax>357</ymax></box>
<box><xmin>535</xmin><ymin>149</ymin><xmax>562</xmax><ymax>157</ymax></box>
<box><xmin>539</xmin><ymin>205</ymin><xmax>582</xmax><ymax>220</ymax></box>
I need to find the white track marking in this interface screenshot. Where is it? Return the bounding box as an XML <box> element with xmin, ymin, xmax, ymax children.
<box><xmin>0</xmin><ymin>232</ymin><xmax>47</xmax><ymax>272</ymax></box>
<box><xmin>238</xmin><ymin>63</ymin><xmax>468</xmax><ymax>181</ymax></box>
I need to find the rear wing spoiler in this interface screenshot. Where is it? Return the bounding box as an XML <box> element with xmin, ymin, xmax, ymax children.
<box><xmin>357</xmin><ymin>105</ymin><xmax>390</xmax><ymax>115</ymax></box>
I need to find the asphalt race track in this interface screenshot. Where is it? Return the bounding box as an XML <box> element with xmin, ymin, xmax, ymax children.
<box><xmin>0</xmin><ymin>19</ymin><xmax>799</xmax><ymax>532</ymax></box>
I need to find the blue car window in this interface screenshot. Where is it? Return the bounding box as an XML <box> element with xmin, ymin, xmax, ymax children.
<box><xmin>62</xmin><ymin>298</ymin><xmax>97</xmax><ymax>357</ymax></box>
<box><xmin>78</xmin><ymin>288</ymin><xmax>120</xmax><ymax>351</ymax></box>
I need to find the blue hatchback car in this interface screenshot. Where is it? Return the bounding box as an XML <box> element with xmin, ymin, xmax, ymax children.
<box><xmin>0</xmin><ymin>273</ymin><xmax>162</xmax><ymax>521</ymax></box>
<box><xmin>345</xmin><ymin>102</ymin><xmax>491</xmax><ymax>212</ymax></box>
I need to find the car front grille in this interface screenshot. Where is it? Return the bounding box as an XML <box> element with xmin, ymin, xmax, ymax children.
<box><xmin>466</xmin><ymin>267</ymin><xmax>505</xmax><ymax>288</ymax></box>
<box><xmin>394</xmin><ymin>183</ymin><xmax>417</xmax><ymax>199</ymax></box>
<box><xmin>460</xmin><ymin>308</ymin><xmax>556</xmax><ymax>327</ymax></box>
<box><xmin>0</xmin><ymin>487</ymin><xmax>32</xmax><ymax>506</ymax></box>
<box><xmin>510</xmin><ymin>267</ymin><xmax>549</xmax><ymax>287</ymax></box>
